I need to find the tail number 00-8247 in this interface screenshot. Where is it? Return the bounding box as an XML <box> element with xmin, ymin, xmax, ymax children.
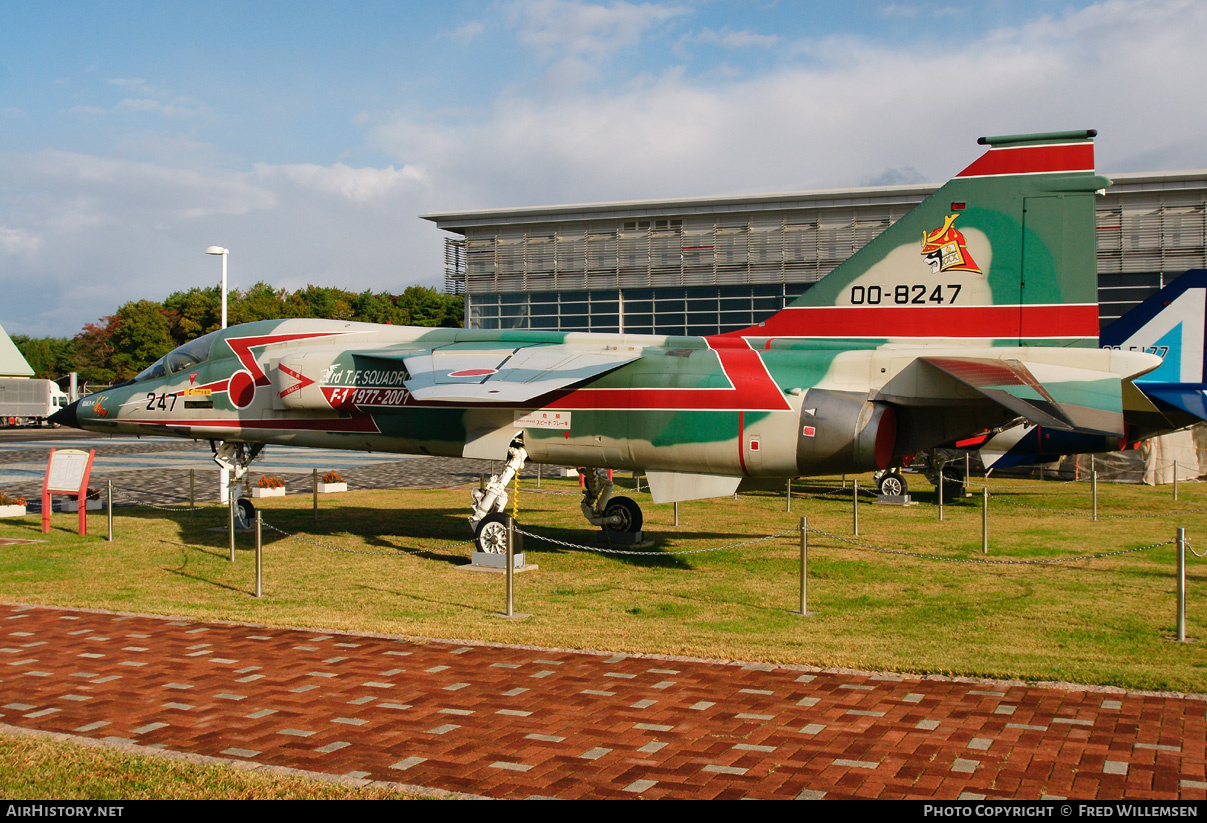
<box><xmin>850</xmin><ymin>284</ymin><xmax>962</xmax><ymax>305</ymax></box>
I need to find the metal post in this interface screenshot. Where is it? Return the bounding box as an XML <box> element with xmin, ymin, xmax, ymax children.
<box><xmin>674</xmin><ymin>501</ymin><xmax>679</xmax><ymax>526</ymax></box>
<box><xmin>938</xmin><ymin>464</ymin><xmax>944</xmax><ymax>522</ymax></box>
<box><xmin>1092</xmin><ymin>470</ymin><xmax>1098</xmax><ymax>522</ymax></box>
<box><xmin>853</xmin><ymin>478</ymin><xmax>859</xmax><ymax>536</ymax></box>
<box><xmin>537</xmin><ymin>463</ymin><xmax>542</xmax><ymax>489</ymax></box>
<box><xmin>1177</xmin><ymin>527</ymin><xmax>1186</xmax><ymax>642</ymax></box>
<box><xmin>787</xmin><ymin>478</ymin><xmax>792</xmax><ymax>513</ymax></box>
<box><xmin>313</xmin><ymin>469</ymin><xmax>318</xmax><ymax>521</ymax></box>
<box><xmin>506</xmin><ymin>517</ymin><xmax>515</xmax><ymax>618</ymax></box>
<box><xmin>255</xmin><ymin>510</ymin><xmax>263</xmax><ymax>599</ymax></box>
<box><xmin>797</xmin><ymin>516</ymin><xmax>808</xmax><ymax>616</ymax></box>
<box><xmin>189</xmin><ymin>469</ymin><xmax>195</xmax><ymax>512</ymax></box>
<box><xmin>982</xmin><ymin>486</ymin><xmax>988</xmax><ymax>554</ymax></box>
<box><xmin>1174</xmin><ymin>461</ymin><xmax>1178</xmax><ymax>501</ymax></box>
<box><xmin>228</xmin><ymin>482</ymin><xmax>236</xmax><ymax>562</ymax></box>
<box><xmin>106</xmin><ymin>480</ymin><xmax>113</xmax><ymax>542</ymax></box>
<box><xmin>965</xmin><ymin>452</ymin><xmax>970</xmax><ymax>486</ymax></box>
<box><xmin>842</xmin><ymin>474</ymin><xmax>847</xmax><ymax>490</ymax></box>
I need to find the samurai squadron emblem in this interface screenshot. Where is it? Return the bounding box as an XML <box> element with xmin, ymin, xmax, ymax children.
<box><xmin>921</xmin><ymin>214</ymin><xmax>982</xmax><ymax>275</ymax></box>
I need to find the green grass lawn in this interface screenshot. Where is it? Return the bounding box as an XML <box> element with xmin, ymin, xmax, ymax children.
<box><xmin>1</xmin><ymin>472</ymin><xmax>1203</xmax><ymax>693</ymax></box>
<box><xmin>0</xmin><ymin>729</ymin><xmax>427</xmax><ymax>799</ymax></box>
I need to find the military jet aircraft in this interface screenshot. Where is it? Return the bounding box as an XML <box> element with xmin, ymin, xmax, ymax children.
<box><xmin>53</xmin><ymin>129</ymin><xmax>1162</xmax><ymax>552</ymax></box>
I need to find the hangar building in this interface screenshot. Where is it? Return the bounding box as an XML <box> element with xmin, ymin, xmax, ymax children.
<box><xmin>424</xmin><ymin>170</ymin><xmax>1207</xmax><ymax>336</ymax></box>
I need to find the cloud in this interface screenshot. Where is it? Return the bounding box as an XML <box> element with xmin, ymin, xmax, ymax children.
<box><xmin>66</xmin><ymin>77</ymin><xmax>212</xmax><ymax>119</ymax></box>
<box><xmin>695</xmin><ymin>27</ymin><xmax>780</xmax><ymax>49</ymax></box>
<box><xmin>448</xmin><ymin>20</ymin><xmax>486</xmax><ymax>45</ymax></box>
<box><xmin>255</xmin><ymin>162</ymin><xmax>430</xmax><ymax>203</ymax></box>
<box><xmin>116</xmin><ymin>98</ymin><xmax>203</xmax><ymax>118</ymax></box>
<box><xmin>7</xmin><ymin>0</ymin><xmax>1207</xmax><ymax>341</ymax></box>
<box><xmin>506</xmin><ymin>0</ymin><xmax>692</xmax><ymax>82</ymax></box>
<box><xmin>371</xmin><ymin>0</ymin><xmax>1207</xmax><ymax>209</ymax></box>
<box><xmin>0</xmin><ymin>227</ymin><xmax>43</xmax><ymax>256</ymax></box>
<box><xmin>0</xmin><ymin>150</ymin><xmax>447</xmax><ymax>337</ymax></box>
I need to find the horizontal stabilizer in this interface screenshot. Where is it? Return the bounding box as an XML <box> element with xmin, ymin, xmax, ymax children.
<box><xmin>920</xmin><ymin>357</ymin><xmax>1124</xmax><ymax>437</ymax></box>
<box><xmin>645</xmin><ymin>471</ymin><xmax>742</xmax><ymax>504</ymax></box>
<box><xmin>1143</xmin><ymin>385</ymin><xmax>1207</xmax><ymax>422</ymax></box>
<box><xmin>403</xmin><ymin>344</ymin><xmax>640</xmax><ymax>403</ymax></box>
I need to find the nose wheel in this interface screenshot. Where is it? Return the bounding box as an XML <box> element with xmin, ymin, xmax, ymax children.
<box><xmin>235</xmin><ymin>497</ymin><xmax>255</xmax><ymax>530</ymax></box>
<box><xmin>474</xmin><ymin>512</ymin><xmax>523</xmax><ymax>554</ymax></box>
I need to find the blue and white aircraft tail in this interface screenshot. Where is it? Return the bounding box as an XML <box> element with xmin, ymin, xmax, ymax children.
<box><xmin>1100</xmin><ymin>269</ymin><xmax>1207</xmax><ymax>423</ymax></box>
<box><xmin>968</xmin><ymin>269</ymin><xmax>1207</xmax><ymax>469</ymax></box>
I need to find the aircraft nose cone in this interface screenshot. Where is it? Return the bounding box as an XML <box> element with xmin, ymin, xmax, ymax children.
<box><xmin>49</xmin><ymin>399</ymin><xmax>80</xmax><ymax>429</ymax></box>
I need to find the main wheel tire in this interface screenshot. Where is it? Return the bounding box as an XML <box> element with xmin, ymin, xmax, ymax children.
<box><xmin>877</xmin><ymin>472</ymin><xmax>907</xmax><ymax>497</ymax></box>
<box><xmin>475</xmin><ymin>513</ymin><xmax>522</xmax><ymax>554</ymax></box>
<box><xmin>602</xmin><ymin>495</ymin><xmax>643</xmax><ymax>533</ymax></box>
<box><xmin>236</xmin><ymin>497</ymin><xmax>255</xmax><ymax>529</ymax></box>
<box><xmin>941</xmin><ymin>479</ymin><xmax>966</xmax><ymax>500</ymax></box>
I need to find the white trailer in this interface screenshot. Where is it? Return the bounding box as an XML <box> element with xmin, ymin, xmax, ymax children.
<box><xmin>0</xmin><ymin>378</ymin><xmax>69</xmax><ymax>427</ymax></box>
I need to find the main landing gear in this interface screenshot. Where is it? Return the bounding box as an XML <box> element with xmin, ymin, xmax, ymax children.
<box><xmin>873</xmin><ymin>451</ymin><xmax>967</xmax><ymax>500</ymax></box>
<box><xmin>579</xmin><ymin>467</ymin><xmax>643</xmax><ymax>535</ymax></box>
<box><xmin>212</xmin><ymin>440</ymin><xmax>264</xmax><ymax>529</ymax></box>
<box><xmin>466</xmin><ymin>439</ymin><xmax>646</xmax><ymax>552</ymax></box>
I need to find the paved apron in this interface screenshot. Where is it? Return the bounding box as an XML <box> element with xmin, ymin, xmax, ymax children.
<box><xmin>0</xmin><ymin>603</ymin><xmax>1202</xmax><ymax>800</ymax></box>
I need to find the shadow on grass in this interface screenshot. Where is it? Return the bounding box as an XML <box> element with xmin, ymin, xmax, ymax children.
<box><xmin>102</xmin><ymin>500</ymin><xmax>777</xmax><ymax>572</ymax></box>
<box><xmin>158</xmin><ymin>539</ymin><xmax>259</xmax><ymax>595</ymax></box>
<box><xmin>353</xmin><ymin>582</ymin><xmax>495</xmax><ymax>615</ymax></box>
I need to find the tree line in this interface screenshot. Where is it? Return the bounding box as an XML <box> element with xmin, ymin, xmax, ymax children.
<box><xmin>12</xmin><ymin>283</ymin><xmax>464</xmax><ymax>386</ymax></box>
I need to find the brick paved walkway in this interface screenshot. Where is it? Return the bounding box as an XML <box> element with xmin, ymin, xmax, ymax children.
<box><xmin>0</xmin><ymin>602</ymin><xmax>1203</xmax><ymax>800</ymax></box>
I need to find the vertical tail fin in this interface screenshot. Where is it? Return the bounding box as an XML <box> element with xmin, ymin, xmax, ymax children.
<box><xmin>1101</xmin><ymin>269</ymin><xmax>1207</xmax><ymax>420</ymax></box>
<box><xmin>740</xmin><ymin>130</ymin><xmax>1107</xmax><ymax>347</ymax></box>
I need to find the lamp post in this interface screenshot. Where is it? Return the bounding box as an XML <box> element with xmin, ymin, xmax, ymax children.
<box><xmin>205</xmin><ymin>246</ymin><xmax>230</xmax><ymax>503</ymax></box>
<box><xmin>205</xmin><ymin>246</ymin><xmax>229</xmax><ymax>330</ymax></box>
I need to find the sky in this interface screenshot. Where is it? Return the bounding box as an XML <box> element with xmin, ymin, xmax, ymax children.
<box><xmin>2</xmin><ymin>0</ymin><xmax>1206</xmax><ymax>338</ymax></box>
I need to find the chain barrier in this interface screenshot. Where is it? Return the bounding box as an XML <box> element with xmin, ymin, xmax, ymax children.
<box><xmin>1187</xmin><ymin>537</ymin><xmax>1207</xmax><ymax>559</ymax></box>
<box><xmin>260</xmin><ymin>519</ymin><xmax>474</xmax><ymax>559</ymax></box>
<box><xmin>805</xmin><ymin>524</ymin><xmax>1174</xmax><ymax>565</ymax></box>
<box><xmin>514</xmin><ymin>525</ymin><xmax>798</xmax><ymax>557</ymax></box>
<box><xmin>79</xmin><ymin>475</ymin><xmax>1202</xmax><ymax>568</ymax></box>
<box><xmin>519</xmin><ymin>488</ymin><xmax>583</xmax><ymax>497</ymax></box>
<box><xmin>106</xmin><ymin>483</ymin><xmax>196</xmax><ymax>513</ymax></box>
<box><xmin>986</xmin><ymin>490</ymin><xmax>1207</xmax><ymax>519</ymax></box>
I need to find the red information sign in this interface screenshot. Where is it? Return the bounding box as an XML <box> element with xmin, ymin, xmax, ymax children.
<box><xmin>42</xmin><ymin>448</ymin><xmax>95</xmax><ymax>536</ymax></box>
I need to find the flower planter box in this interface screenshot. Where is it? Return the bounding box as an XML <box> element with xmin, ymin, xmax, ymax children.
<box><xmin>317</xmin><ymin>482</ymin><xmax>347</xmax><ymax>494</ymax></box>
<box><xmin>251</xmin><ymin>486</ymin><xmax>286</xmax><ymax>498</ymax></box>
<box><xmin>62</xmin><ymin>499</ymin><xmax>104</xmax><ymax>512</ymax></box>
<box><xmin>0</xmin><ymin>505</ymin><xmax>27</xmax><ymax>518</ymax></box>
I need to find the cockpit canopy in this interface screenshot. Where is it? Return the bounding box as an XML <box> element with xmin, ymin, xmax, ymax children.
<box><xmin>133</xmin><ymin>329</ymin><xmax>222</xmax><ymax>383</ymax></box>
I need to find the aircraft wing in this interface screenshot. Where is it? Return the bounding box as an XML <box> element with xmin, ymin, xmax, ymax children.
<box><xmin>918</xmin><ymin>356</ymin><xmax>1125</xmax><ymax>437</ymax></box>
<box><xmin>400</xmin><ymin>344</ymin><xmax>641</xmax><ymax>403</ymax></box>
